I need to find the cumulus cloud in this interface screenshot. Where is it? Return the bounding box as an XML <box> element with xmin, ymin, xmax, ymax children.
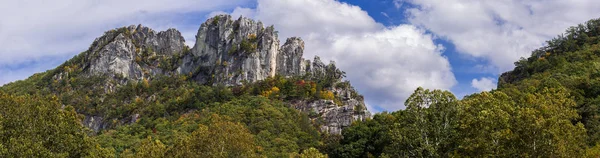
<box><xmin>404</xmin><ymin>0</ymin><xmax>600</xmax><ymax>72</ymax></box>
<box><xmin>0</xmin><ymin>0</ymin><xmax>248</xmax><ymax>84</ymax></box>
<box><xmin>223</xmin><ymin>0</ymin><xmax>456</xmax><ymax>111</ymax></box>
<box><xmin>208</xmin><ymin>7</ymin><xmax>255</xmax><ymax>19</ymax></box>
<box><xmin>331</xmin><ymin>26</ymin><xmax>455</xmax><ymax>110</ymax></box>
<box><xmin>471</xmin><ymin>77</ymin><xmax>497</xmax><ymax>92</ymax></box>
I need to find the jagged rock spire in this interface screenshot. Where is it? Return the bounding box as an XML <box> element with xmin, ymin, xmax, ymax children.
<box><xmin>70</xmin><ymin>15</ymin><xmax>370</xmax><ymax>134</ymax></box>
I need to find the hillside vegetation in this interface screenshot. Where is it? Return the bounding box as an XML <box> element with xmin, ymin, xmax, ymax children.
<box><xmin>3</xmin><ymin>16</ymin><xmax>600</xmax><ymax>157</ymax></box>
<box><xmin>325</xmin><ymin>17</ymin><xmax>600</xmax><ymax>157</ymax></box>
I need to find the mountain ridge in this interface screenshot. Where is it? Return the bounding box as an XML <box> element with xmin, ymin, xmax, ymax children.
<box><xmin>1</xmin><ymin>15</ymin><xmax>370</xmax><ymax>134</ymax></box>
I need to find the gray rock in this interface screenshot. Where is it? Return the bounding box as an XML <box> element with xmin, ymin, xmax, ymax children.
<box><xmin>82</xmin><ymin>113</ymin><xmax>140</xmax><ymax>133</ymax></box>
<box><xmin>85</xmin><ymin>24</ymin><xmax>186</xmax><ymax>81</ymax></box>
<box><xmin>82</xmin><ymin>115</ymin><xmax>105</xmax><ymax>133</ymax></box>
<box><xmin>292</xmin><ymin>85</ymin><xmax>371</xmax><ymax>135</ymax></box>
<box><xmin>68</xmin><ymin>15</ymin><xmax>371</xmax><ymax>134</ymax></box>
<box><xmin>277</xmin><ymin>37</ymin><xmax>305</xmax><ymax>76</ymax></box>
<box><xmin>88</xmin><ymin>33</ymin><xmax>142</xmax><ymax>79</ymax></box>
<box><xmin>183</xmin><ymin>15</ymin><xmax>281</xmax><ymax>85</ymax></box>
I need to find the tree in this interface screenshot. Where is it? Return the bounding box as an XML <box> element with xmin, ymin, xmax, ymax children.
<box><xmin>509</xmin><ymin>87</ymin><xmax>586</xmax><ymax>157</ymax></box>
<box><xmin>0</xmin><ymin>92</ymin><xmax>113</xmax><ymax>157</ymax></box>
<box><xmin>167</xmin><ymin>114</ymin><xmax>257</xmax><ymax>158</ymax></box>
<box><xmin>330</xmin><ymin>112</ymin><xmax>397</xmax><ymax>157</ymax></box>
<box><xmin>386</xmin><ymin>87</ymin><xmax>459</xmax><ymax>157</ymax></box>
<box><xmin>456</xmin><ymin>91</ymin><xmax>515</xmax><ymax>157</ymax></box>
<box><xmin>457</xmin><ymin>87</ymin><xmax>587</xmax><ymax>157</ymax></box>
<box><xmin>298</xmin><ymin>147</ymin><xmax>327</xmax><ymax>158</ymax></box>
<box><xmin>134</xmin><ymin>137</ymin><xmax>167</xmax><ymax>158</ymax></box>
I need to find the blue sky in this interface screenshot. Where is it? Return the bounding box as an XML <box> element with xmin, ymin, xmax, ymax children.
<box><xmin>1</xmin><ymin>0</ymin><xmax>600</xmax><ymax>112</ymax></box>
<box><xmin>338</xmin><ymin>0</ymin><xmax>492</xmax><ymax>97</ymax></box>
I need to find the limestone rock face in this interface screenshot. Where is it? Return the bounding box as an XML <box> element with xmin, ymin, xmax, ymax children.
<box><xmin>86</xmin><ymin>25</ymin><xmax>186</xmax><ymax>80</ymax></box>
<box><xmin>182</xmin><ymin>15</ymin><xmax>283</xmax><ymax>85</ymax></box>
<box><xmin>82</xmin><ymin>116</ymin><xmax>105</xmax><ymax>133</ymax></box>
<box><xmin>293</xmin><ymin>96</ymin><xmax>371</xmax><ymax>135</ymax></box>
<box><xmin>88</xmin><ymin>33</ymin><xmax>142</xmax><ymax>79</ymax></box>
<box><xmin>277</xmin><ymin>37</ymin><xmax>305</xmax><ymax>76</ymax></box>
<box><xmin>66</xmin><ymin>15</ymin><xmax>371</xmax><ymax>134</ymax></box>
<box><xmin>82</xmin><ymin>114</ymin><xmax>140</xmax><ymax>133</ymax></box>
<box><xmin>291</xmin><ymin>58</ymin><xmax>371</xmax><ymax>134</ymax></box>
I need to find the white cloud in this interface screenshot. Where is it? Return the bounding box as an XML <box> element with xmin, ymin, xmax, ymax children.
<box><xmin>224</xmin><ymin>0</ymin><xmax>456</xmax><ymax>111</ymax></box>
<box><xmin>0</xmin><ymin>56</ymin><xmax>68</xmax><ymax>86</ymax></box>
<box><xmin>331</xmin><ymin>26</ymin><xmax>455</xmax><ymax>111</ymax></box>
<box><xmin>405</xmin><ymin>0</ymin><xmax>600</xmax><ymax>72</ymax></box>
<box><xmin>207</xmin><ymin>11</ymin><xmax>230</xmax><ymax>19</ymax></box>
<box><xmin>471</xmin><ymin>77</ymin><xmax>497</xmax><ymax>92</ymax></box>
<box><xmin>0</xmin><ymin>0</ymin><xmax>248</xmax><ymax>83</ymax></box>
<box><xmin>0</xmin><ymin>0</ymin><xmax>247</xmax><ymax>65</ymax></box>
<box><xmin>208</xmin><ymin>7</ymin><xmax>256</xmax><ymax>21</ymax></box>
<box><xmin>393</xmin><ymin>0</ymin><xmax>403</xmax><ymax>9</ymax></box>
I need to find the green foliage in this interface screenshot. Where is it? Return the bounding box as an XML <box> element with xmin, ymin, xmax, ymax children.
<box><xmin>457</xmin><ymin>87</ymin><xmax>587</xmax><ymax>157</ymax></box>
<box><xmin>94</xmin><ymin>96</ymin><xmax>320</xmax><ymax>157</ymax></box>
<box><xmin>132</xmin><ymin>137</ymin><xmax>166</xmax><ymax>158</ymax></box>
<box><xmin>5</xmin><ymin>16</ymin><xmax>600</xmax><ymax>158</ymax></box>
<box><xmin>240</xmin><ymin>39</ymin><xmax>257</xmax><ymax>53</ymax></box>
<box><xmin>0</xmin><ymin>92</ymin><xmax>113</xmax><ymax>157</ymax></box>
<box><xmin>327</xmin><ymin>112</ymin><xmax>397</xmax><ymax>157</ymax></box>
<box><xmin>387</xmin><ymin>88</ymin><xmax>459</xmax><ymax>157</ymax></box>
<box><xmin>297</xmin><ymin>147</ymin><xmax>327</xmax><ymax>158</ymax></box>
<box><xmin>212</xmin><ymin>16</ymin><xmax>221</xmax><ymax>25</ymax></box>
<box><xmin>167</xmin><ymin>114</ymin><xmax>258</xmax><ymax>157</ymax></box>
<box><xmin>238</xmin><ymin>33</ymin><xmax>260</xmax><ymax>54</ymax></box>
<box><xmin>228</xmin><ymin>44</ymin><xmax>238</xmax><ymax>55</ymax></box>
<box><xmin>330</xmin><ymin>86</ymin><xmax>587</xmax><ymax>157</ymax></box>
<box><xmin>499</xmin><ymin>17</ymin><xmax>600</xmax><ymax>145</ymax></box>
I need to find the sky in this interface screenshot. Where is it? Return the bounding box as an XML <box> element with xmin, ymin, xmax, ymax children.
<box><xmin>1</xmin><ymin>0</ymin><xmax>600</xmax><ymax>112</ymax></box>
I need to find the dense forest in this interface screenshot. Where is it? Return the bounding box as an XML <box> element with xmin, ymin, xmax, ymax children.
<box><xmin>2</xmin><ymin>16</ymin><xmax>600</xmax><ymax>157</ymax></box>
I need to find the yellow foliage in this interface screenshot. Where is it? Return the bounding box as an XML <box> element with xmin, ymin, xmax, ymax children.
<box><xmin>310</xmin><ymin>83</ymin><xmax>317</xmax><ymax>95</ymax></box>
<box><xmin>135</xmin><ymin>97</ymin><xmax>143</xmax><ymax>104</ymax></box>
<box><xmin>298</xmin><ymin>147</ymin><xmax>328</xmax><ymax>158</ymax></box>
<box><xmin>168</xmin><ymin>114</ymin><xmax>257</xmax><ymax>157</ymax></box>
<box><xmin>135</xmin><ymin>56</ymin><xmax>142</xmax><ymax>63</ymax></box>
<box><xmin>142</xmin><ymin>78</ymin><xmax>150</xmax><ymax>88</ymax></box>
<box><xmin>261</xmin><ymin>87</ymin><xmax>281</xmax><ymax>98</ymax></box>
<box><xmin>248</xmin><ymin>33</ymin><xmax>257</xmax><ymax>40</ymax></box>
<box><xmin>134</xmin><ymin>137</ymin><xmax>166</xmax><ymax>158</ymax></box>
<box><xmin>319</xmin><ymin>90</ymin><xmax>335</xmax><ymax>100</ymax></box>
<box><xmin>271</xmin><ymin>87</ymin><xmax>280</xmax><ymax>93</ymax></box>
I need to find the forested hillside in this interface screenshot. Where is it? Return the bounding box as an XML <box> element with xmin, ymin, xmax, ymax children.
<box><xmin>0</xmin><ymin>15</ymin><xmax>362</xmax><ymax>157</ymax></box>
<box><xmin>326</xmin><ymin>17</ymin><xmax>600</xmax><ymax>157</ymax></box>
<box><xmin>2</xmin><ymin>15</ymin><xmax>600</xmax><ymax>157</ymax></box>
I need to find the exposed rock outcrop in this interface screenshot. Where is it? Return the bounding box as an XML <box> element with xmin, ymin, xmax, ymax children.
<box><xmin>180</xmin><ymin>15</ymin><xmax>281</xmax><ymax>85</ymax></box>
<box><xmin>62</xmin><ymin>15</ymin><xmax>370</xmax><ymax>134</ymax></box>
<box><xmin>292</xmin><ymin>88</ymin><xmax>371</xmax><ymax>135</ymax></box>
<box><xmin>292</xmin><ymin>57</ymin><xmax>371</xmax><ymax>134</ymax></box>
<box><xmin>179</xmin><ymin>15</ymin><xmax>313</xmax><ymax>85</ymax></box>
<box><xmin>277</xmin><ymin>37</ymin><xmax>306</xmax><ymax>76</ymax></box>
<box><xmin>82</xmin><ymin>114</ymin><xmax>140</xmax><ymax>133</ymax></box>
<box><xmin>86</xmin><ymin>25</ymin><xmax>186</xmax><ymax>80</ymax></box>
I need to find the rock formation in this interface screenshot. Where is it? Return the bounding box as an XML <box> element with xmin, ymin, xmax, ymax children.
<box><xmin>71</xmin><ymin>15</ymin><xmax>370</xmax><ymax>134</ymax></box>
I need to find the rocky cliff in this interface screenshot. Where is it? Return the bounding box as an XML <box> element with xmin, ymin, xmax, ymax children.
<box><xmin>57</xmin><ymin>15</ymin><xmax>369</xmax><ymax>134</ymax></box>
<box><xmin>178</xmin><ymin>15</ymin><xmax>309</xmax><ymax>85</ymax></box>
